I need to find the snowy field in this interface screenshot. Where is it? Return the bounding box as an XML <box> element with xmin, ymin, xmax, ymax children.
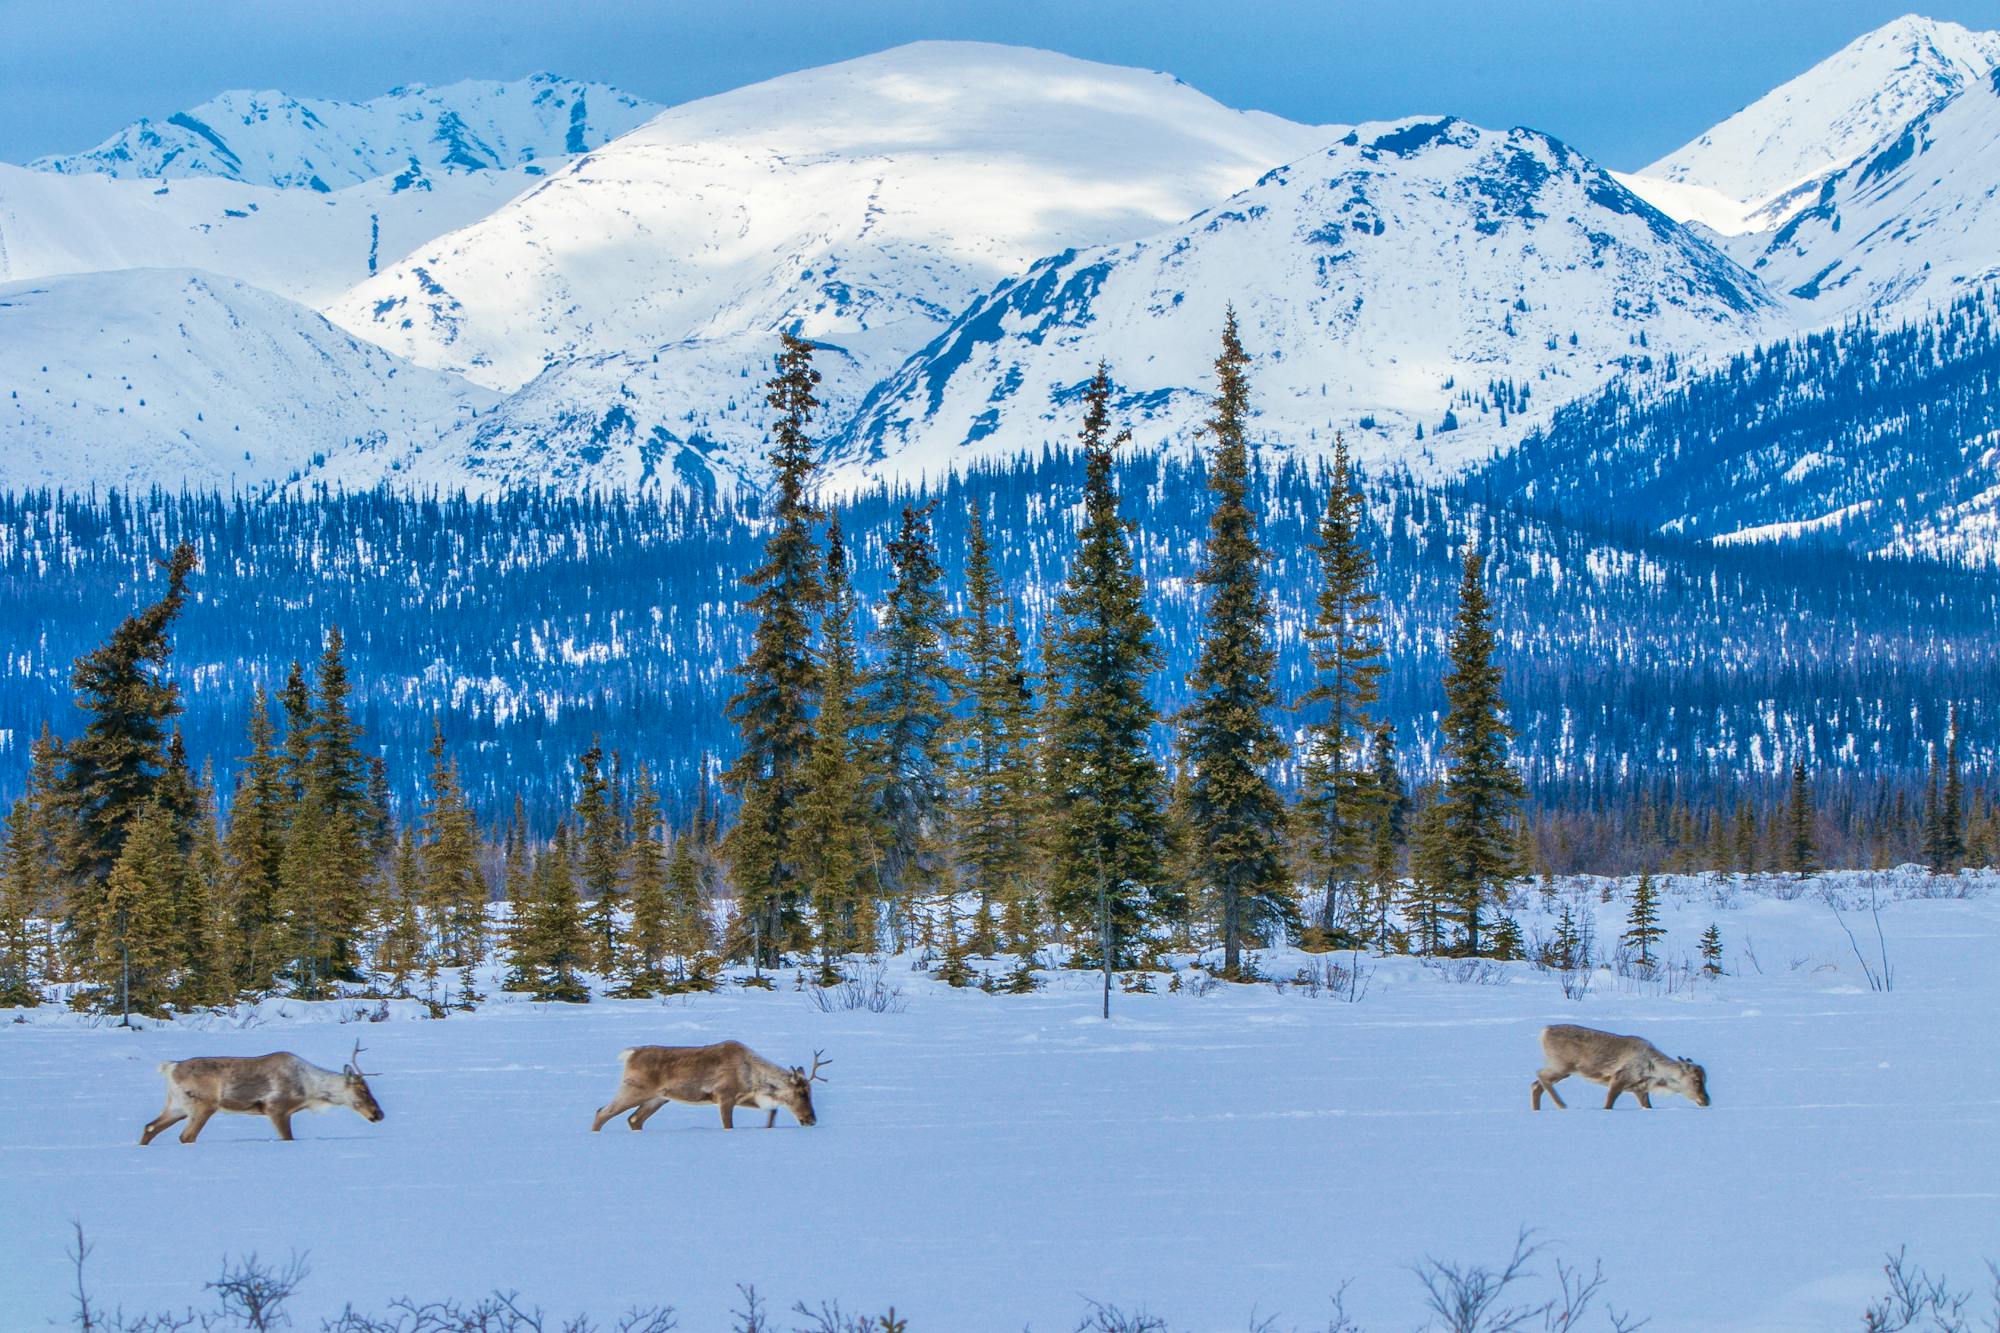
<box><xmin>3</xmin><ymin>870</ymin><xmax>1997</xmax><ymax>1330</ymax></box>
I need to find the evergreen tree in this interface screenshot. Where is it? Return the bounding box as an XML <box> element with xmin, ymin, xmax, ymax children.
<box><xmin>951</xmin><ymin>501</ymin><xmax>1040</xmax><ymax>954</ymax></box>
<box><xmin>1623</xmin><ymin>871</ymin><xmax>1663</xmax><ymax>967</ymax></box>
<box><xmin>95</xmin><ymin>798</ymin><xmax>184</xmax><ymax>1020</ymax></box>
<box><xmin>181</xmin><ymin>763</ymin><xmax>227</xmax><ymax>1004</ymax></box>
<box><xmin>277</xmin><ymin>630</ymin><xmax>376</xmax><ymax>993</ymax></box>
<box><xmin>512</xmin><ymin>824</ymin><xmax>590</xmax><ymax>1002</ymax></box>
<box><xmin>663</xmin><ymin>828</ymin><xmax>713</xmax><ymax>981</ymax></box>
<box><xmin>1699</xmin><ymin>923</ymin><xmax>1724</xmax><ymax>975</ymax></box>
<box><xmin>1548</xmin><ymin>901</ymin><xmax>1584</xmax><ymax>971</ymax></box>
<box><xmin>0</xmin><ymin>726</ymin><xmax>63</xmax><ymax>1006</ymax></box>
<box><xmin>1179</xmin><ymin>313</ymin><xmax>1292</xmax><ymax>976</ymax></box>
<box><xmin>1784</xmin><ymin>761</ymin><xmax>1817</xmax><ymax>878</ymax></box>
<box><xmin>52</xmin><ymin>544</ymin><xmax>198</xmax><ymax>959</ymax></box>
<box><xmin>1042</xmin><ymin>365</ymin><xmax>1174</xmax><ymax>1014</ymax></box>
<box><xmin>1432</xmin><ymin>551</ymin><xmax>1526</xmax><ymax>955</ymax></box>
<box><xmin>1404</xmin><ymin>797</ymin><xmax>1453</xmax><ymax>956</ymax></box>
<box><xmin>377</xmin><ymin>824</ymin><xmax>429</xmax><ymax>991</ymax></box>
<box><xmin>420</xmin><ymin>722</ymin><xmax>487</xmax><ymax>967</ymax></box>
<box><xmin>1297</xmin><ymin>432</ymin><xmax>1387</xmax><ymax>944</ymax></box>
<box><xmin>622</xmin><ymin>767</ymin><xmax>670</xmax><ymax>992</ymax></box>
<box><xmin>865</xmin><ymin>503</ymin><xmax>956</xmax><ymax>942</ymax></box>
<box><xmin>1364</xmin><ymin>724</ymin><xmax>1406</xmax><ymax>950</ymax></box>
<box><xmin>723</xmin><ymin>333</ymin><xmax>826</xmax><ymax>968</ymax></box>
<box><xmin>220</xmin><ymin>687</ymin><xmax>289</xmax><ymax>994</ymax></box>
<box><xmin>574</xmin><ymin>739</ymin><xmax>625</xmax><ymax>971</ymax></box>
<box><xmin>1929</xmin><ymin>706</ymin><xmax>1966</xmax><ymax>874</ymax></box>
<box><xmin>798</xmin><ymin>519</ymin><xmax>878</xmax><ymax>971</ymax></box>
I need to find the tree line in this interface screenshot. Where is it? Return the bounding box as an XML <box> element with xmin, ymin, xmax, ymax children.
<box><xmin>0</xmin><ymin>323</ymin><xmax>1988</xmax><ymax>1014</ymax></box>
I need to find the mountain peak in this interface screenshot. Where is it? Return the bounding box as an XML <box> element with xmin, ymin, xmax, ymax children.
<box><xmin>1641</xmin><ymin>13</ymin><xmax>2000</xmax><ymax>211</ymax></box>
<box><xmin>28</xmin><ymin>73</ymin><xmax>661</xmax><ymax>189</ymax></box>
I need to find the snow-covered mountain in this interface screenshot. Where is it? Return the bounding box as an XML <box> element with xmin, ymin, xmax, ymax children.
<box><xmin>0</xmin><ymin>269</ymin><xmax>494</xmax><ymax>493</ymax></box>
<box><xmin>31</xmin><ymin>73</ymin><xmax>659</xmax><ymax>190</ymax></box>
<box><xmin>324</xmin><ymin>42</ymin><xmax>1337</xmax><ymax>489</ymax></box>
<box><xmin>0</xmin><ymin>162</ymin><xmax>551</xmax><ymax>305</ymax></box>
<box><xmin>1726</xmin><ymin>67</ymin><xmax>2000</xmax><ymax>316</ymax></box>
<box><xmin>1629</xmin><ymin>15</ymin><xmax>2000</xmax><ymax>227</ymax></box>
<box><xmin>827</xmin><ymin>117</ymin><xmax>1775</xmax><ymax>483</ymax></box>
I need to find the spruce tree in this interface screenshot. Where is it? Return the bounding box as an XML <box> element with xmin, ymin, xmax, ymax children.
<box><xmin>1933</xmin><ymin>706</ymin><xmax>1966</xmax><ymax>874</ymax></box>
<box><xmin>278</xmin><ymin>630</ymin><xmax>376</xmax><ymax>993</ymax></box>
<box><xmin>1433</xmin><ymin>551</ymin><xmax>1526</xmax><ymax>955</ymax></box>
<box><xmin>1364</xmin><ymin>724</ymin><xmax>1406</xmax><ymax>950</ymax></box>
<box><xmin>864</xmin><ymin>502</ymin><xmax>956</xmax><ymax>945</ymax></box>
<box><xmin>1298</xmin><ymin>432</ymin><xmax>1387</xmax><ymax>944</ymax></box>
<box><xmin>1700</xmin><ymin>923</ymin><xmax>1724</xmax><ymax>975</ymax></box>
<box><xmin>377</xmin><ymin>825</ymin><xmax>429</xmax><ymax>991</ymax></box>
<box><xmin>1042</xmin><ymin>364</ymin><xmax>1173</xmax><ymax>1014</ymax></box>
<box><xmin>52</xmin><ymin>543</ymin><xmax>198</xmax><ymax>960</ymax></box>
<box><xmin>1404</xmin><ymin>798</ymin><xmax>1453</xmax><ymax>956</ymax></box>
<box><xmin>0</xmin><ymin>727</ymin><xmax>62</xmax><ymax>1006</ymax></box>
<box><xmin>798</xmin><ymin>518</ymin><xmax>878</xmax><ymax>972</ymax></box>
<box><xmin>420</xmin><ymin>722</ymin><xmax>487</xmax><ymax>967</ymax></box>
<box><xmin>1179</xmin><ymin>313</ymin><xmax>1292</xmax><ymax>976</ymax></box>
<box><xmin>574</xmin><ymin>739</ymin><xmax>624</xmax><ymax>971</ymax></box>
<box><xmin>723</xmin><ymin>333</ymin><xmax>826</xmax><ymax>968</ymax></box>
<box><xmin>221</xmin><ymin>687</ymin><xmax>289</xmax><ymax>994</ymax></box>
<box><xmin>1623</xmin><ymin>871</ymin><xmax>1662</xmax><ymax>967</ymax></box>
<box><xmin>96</xmin><ymin>798</ymin><xmax>184</xmax><ymax>1020</ymax></box>
<box><xmin>622</xmin><ymin>767</ymin><xmax>670</xmax><ymax>993</ymax></box>
<box><xmin>952</xmin><ymin>501</ymin><xmax>1040</xmax><ymax>954</ymax></box>
<box><xmin>1784</xmin><ymin>761</ymin><xmax>1817</xmax><ymax>878</ymax></box>
<box><xmin>663</xmin><ymin>828</ymin><xmax>714</xmax><ymax>983</ymax></box>
<box><xmin>182</xmin><ymin>764</ymin><xmax>227</xmax><ymax>1004</ymax></box>
<box><xmin>512</xmin><ymin>824</ymin><xmax>590</xmax><ymax>1002</ymax></box>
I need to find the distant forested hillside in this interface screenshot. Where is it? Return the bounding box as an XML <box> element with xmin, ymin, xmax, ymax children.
<box><xmin>1482</xmin><ymin>288</ymin><xmax>2000</xmax><ymax>563</ymax></box>
<box><xmin>1</xmin><ymin>454</ymin><xmax>1993</xmax><ymax>824</ymax></box>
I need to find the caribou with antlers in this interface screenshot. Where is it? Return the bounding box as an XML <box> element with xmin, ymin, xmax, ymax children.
<box><xmin>592</xmin><ymin>1041</ymin><xmax>829</xmax><ymax>1131</ymax></box>
<box><xmin>140</xmin><ymin>1041</ymin><xmax>386</xmax><ymax>1144</ymax></box>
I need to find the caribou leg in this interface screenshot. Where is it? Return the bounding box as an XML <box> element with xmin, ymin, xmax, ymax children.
<box><xmin>179</xmin><ymin>1104</ymin><xmax>216</xmax><ymax>1144</ymax></box>
<box><xmin>140</xmin><ymin>1108</ymin><xmax>185</xmax><ymax>1145</ymax></box>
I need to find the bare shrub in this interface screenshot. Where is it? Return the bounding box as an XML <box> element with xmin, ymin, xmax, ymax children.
<box><xmin>1287</xmin><ymin>955</ymin><xmax>1374</xmax><ymax>1003</ymax></box>
<box><xmin>789</xmin><ymin>1299</ymin><xmax>908</xmax><ymax>1333</ymax></box>
<box><xmin>1073</xmin><ymin>1300</ymin><xmax>1170</xmax><ymax>1333</ymax></box>
<box><xmin>1422</xmin><ymin>958</ymin><xmax>1509</xmax><ymax>986</ymax></box>
<box><xmin>1859</xmin><ymin>1247</ymin><xmax>2000</xmax><ymax>1332</ymax></box>
<box><xmin>803</xmin><ymin>962</ymin><xmax>907</xmax><ymax>1014</ymax></box>
<box><xmin>1412</xmin><ymin>1230</ymin><xmax>1645</xmax><ymax>1333</ymax></box>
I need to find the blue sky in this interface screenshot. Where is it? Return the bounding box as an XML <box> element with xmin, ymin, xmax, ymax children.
<box><xmin>3</xmin><ymin>1</ymin><xmax>1997</xmax><ymax>168</ymax></box>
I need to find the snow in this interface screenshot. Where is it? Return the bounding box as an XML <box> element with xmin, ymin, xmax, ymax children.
<box><xmin>0</xmin><ymin>160</ymin><xmax>560</xmax><ymax>306</ymax></box>
<box><xmin>31</xmin><ymin>74</ymin><xmax>660</xmax><ymax>190</ymax></box>
<box><xmin>831</xmin><ymin>117</ymin><xmax>1775</xmax><ymax>485</ymax></box>
<box><xmin>3</xmin><ymin>870</ymin><xmax>1994</xmax><ymax>1330</ymax></box>
<box><xmin>1640</xmin><ymin>15</ymin><xmax>2000</xmax><ymax>222</ymax></box>
<box><xmin>0</xmin><ymin>268</ymin><xmax>497</xmax><ymax>493</ymax></box>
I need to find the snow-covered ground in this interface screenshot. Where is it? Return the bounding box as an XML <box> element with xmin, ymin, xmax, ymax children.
<box><xmin>3</xmin><ymin>869</ymin><xmax>1995</xmax><ymax>1330</ymax></box>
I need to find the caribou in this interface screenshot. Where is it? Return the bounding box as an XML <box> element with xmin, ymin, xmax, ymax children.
<box><xmin>140</xmin><ymin>1041</ymin><xmax>386</xmax><ymax>1144</ymax></box>
<box><xmin>1532</xmin><ymin>1023</ymin><xmax>1710</xmax><ymax>1110</ymax></box>
<box><xmin>592</xmin><ymin>1040</ymin><xmax>829</xmax><ymax>1131</ymax></box>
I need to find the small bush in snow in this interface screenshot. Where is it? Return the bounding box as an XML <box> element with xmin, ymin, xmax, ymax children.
<box><xmin>804</xmin><ymin>961</ymin><xmax>907</xmax><ymax>1014</ymax></box>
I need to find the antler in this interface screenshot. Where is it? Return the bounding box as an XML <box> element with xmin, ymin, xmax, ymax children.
<box><xmin>345</xmin><ymin>1039</ymin><xmax>373</xmax><ymax>1077</ymax></box>
<box><xmin>807</xmin><ymin>1049</ymin><xmax>832</xmax><ymax>1084</ymax></box>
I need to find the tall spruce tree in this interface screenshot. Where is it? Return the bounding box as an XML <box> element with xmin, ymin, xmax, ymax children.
<box><xmin>952</xmin><ymin>501</ymin><xmax>1040</xmax><ymax>954</ymax></box>
<box><xmin>1179</xmin><ymin>313</ymin><xmax>1292</xmax><ymax>976</ymax></box>
<box><xmin>1364</xmin><ymin>723</ymin><xmax>1406</xmax><ymax>950</ymax></box>
<box><xmin>53</xmin><ymin>543</ymin><xmax>198</xmax><ymax>962</ymax></box>
<box><xmin>574</xmin><ymin>740</ymin><xmax>625</xmax><ymax>971</ymax></box>
<box><xmin>0</xmin><ymin>726</ymin><xmax>63</xmax><ymax>1006</ymax></box>
<box><xmin>278</xmin><ymin>629</ymin><xmax>376</xmax><ymax>993</ymax></box>
<box><xmin>622</xmin><ymin>767</ymin><xmax>670</xmax><ymax>991</ymax></box>
<box><xmin>220</xmin><ymin>687</ymin><xmax>289</xmax><ymax>994</ymax></box>
<box><xmin>96</xmin><ymin>797</ymin><xmax>184</xmax><ymax>1020</ymax></box>
<box><xmin>512</xmin><ymin>824</ymin><xmax>590</xmax><ymax>1002</ymax></box>
<box><xmin>798</xmin><ymin>518</ymin><xmax>878</xmax><ymax>969</ymax></box>
<box><xmin>1784</xmin><ymin>761</ymin><xmax>1817</xmax><ymax>878</ymax></box>
<box><xmin>723</xmin><ymin>333</ymin><xmax>826</xmax><ymax>967</ymax></box>
<box><xmin>1297</xmin><ymin>431</ymin><xmax>1386</xmax><ymax>943</ymax></box>
<box><xmin>1928</xmin><ymin>706</ymin><xmax>1966</xmax><ymax>874</ymax></box>
<box><xmin>1042</xmin><ymin>364</ymin><xmax>1173</xmax><ymax>1015</ymax></box>
<box><xmin>864</xmin><ymin>503</ymin><xmax>956</xmax><ymax>943</ymax></box>
<box><xmin>1433</xmin><ymin>551</ymin><xmax>1525</xmax><ymax>956</ymax></box>
<box><xmin>420</xmin><ymin>722</ymin><xmax>487</xmax><ymax>967</ymax></box>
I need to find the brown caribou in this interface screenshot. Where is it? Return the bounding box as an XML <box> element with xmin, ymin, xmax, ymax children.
<box><xmin>1532</xmin><ymin>1023</ymin><xmax>1710</xmax><ymax>1110</ymax></box>
<box><xmin>140</xmin><ymin>1041</ymin><xmax>386</xmax><ymax>1144</ymax></box>
<box><xmin>591</xmin><ymin>1040</ymin><xmax>828</xmax><ymax>1131</ymax></box>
